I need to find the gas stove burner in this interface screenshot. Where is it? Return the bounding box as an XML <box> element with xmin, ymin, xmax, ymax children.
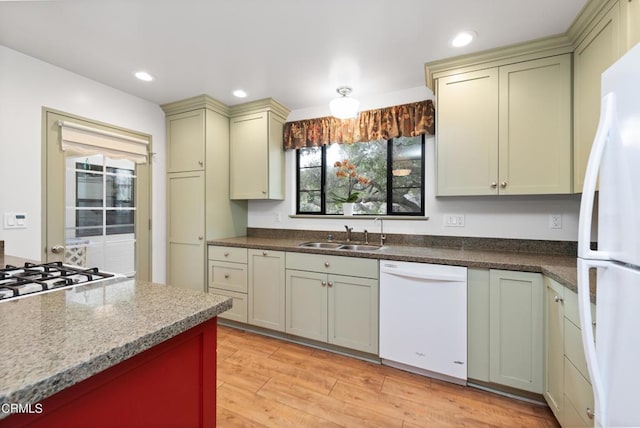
<box><xmin>0</xmin><ymin>262</ymin><xmax>118</xmax><ymax>302</ymax></box>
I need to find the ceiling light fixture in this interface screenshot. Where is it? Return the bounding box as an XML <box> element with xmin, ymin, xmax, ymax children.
<box><xmin>451</xmin><ymin>31</ymin><xmax>476</xmax><ymax>48</ymax></box>
<box><xmin>134</xmin><ymin>71</ymin><xmax>154</xmax><ymax>82</ymax></box>
<box><xmin>233</xmin><ymin>89</ymin><xmax>247</xmax><ymax>98</ymax></box>
<box><xmin>329</xmin><ymin>86</ymin><xmax>360</xmax><ymax>119</ymax></box>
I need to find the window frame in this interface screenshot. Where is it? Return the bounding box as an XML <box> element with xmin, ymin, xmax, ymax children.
<box><xmin>296</xmin><ymin>134</ymin><xmax>426</xmax><ymax>216</ymax></box>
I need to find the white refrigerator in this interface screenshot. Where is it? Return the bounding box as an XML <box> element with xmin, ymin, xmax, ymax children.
<box><xmin>578</xmin><ymin>43</ymin><xmax>640</xmax><ymax>428</ymax></box>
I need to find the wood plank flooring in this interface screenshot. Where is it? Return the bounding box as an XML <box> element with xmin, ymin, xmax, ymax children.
<box><xmin>216</xmin><ymin>325</ymin><xmax>560</xmax><ymax>427</ymax></box>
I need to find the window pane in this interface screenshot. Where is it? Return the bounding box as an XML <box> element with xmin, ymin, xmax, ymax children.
<box><xmin>391</xmin><ymin>136</ymin><xmax>423</xmax><ymax>214</ymax></box>
<box><xmin>76</xmin><ymin>210</ymin><xmax>103</xmax><ymax>237</ymax></box>
<box><xmin>325</xmin><ymin>141</ymin><xmax>387</xmax><ymax>215</ymax></box>
<box><xmin>106</xmin><ymin>173</ymin><xmax>134</xmax><ymax>207</ymax></box>
<box><xmin>106</xmin><ymin>210</ymin><xmax>134</xmax><ymax>235</ymax></box>
<box><xmin>299</xmin><ymin>191</ymin><xmax>321</xmax><ymax>213</ymax></box>
<box><xmin>299</xmin><ymin>167</ymin><xmax>321</xmax><ymax>192</ymax></box>
<box><xmin>299</xmin><ymin>147</ymin><xmax>321</xmax><ymax>168</ymax></box>
<box><xmin>76</xmin><ymin>172</ymin><xmax>103</xmax><ymax>207</ymax></box>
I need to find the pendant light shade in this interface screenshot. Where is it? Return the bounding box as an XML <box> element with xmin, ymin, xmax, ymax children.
<box><xmin>329</xmin><ymin>86</ymin><xmax>360</xmax><ymax>119</ymax></box>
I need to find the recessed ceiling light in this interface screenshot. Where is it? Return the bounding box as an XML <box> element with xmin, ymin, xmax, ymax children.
<box><xmin>451</xmin><ymin>31</ymin><xmax>476</xmax><ymax>48</ymax></box>
<box><xmin>134</xmin><ymin>71</ymin><xmax>154</xmax><ymax>82</ymax></box>
<box><xmin>233</xmin><ymin>89</ymin><xmax>248</xmax><ymax>98</ymax></box>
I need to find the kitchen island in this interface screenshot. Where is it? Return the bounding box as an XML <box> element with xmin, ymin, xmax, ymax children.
<box><xmin>0</xmin><ymin>255</ymin><xmax>231</xmax><ymax>428</ymax></box>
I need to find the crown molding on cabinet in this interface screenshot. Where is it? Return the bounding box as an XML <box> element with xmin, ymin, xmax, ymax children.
<box><xmin>424</xmin><ymin>34</ymin><xmax>573</xmax><ymax>91</ymax></box>
<box><xmin>566</xmin><ymin>0</ymin><xmax>617</xmax><ymax>45</ymax></box>
<box><xmin>228</xmin><ymin>98</ymin><xmax>291</xmax><ymax>120</ymax></box>
<box><xmin>161</xmin><ymin>94</ymin><xmax>230</xmax><ymax>117</ymax></box>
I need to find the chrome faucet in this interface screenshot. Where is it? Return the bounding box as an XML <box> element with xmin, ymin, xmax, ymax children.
<box><xmin>344</xmin><ymin>225</ymin><xmax>353</xmax><ymax>242</ymax></box>
<box><xmin>374</xmin><ymin>217</ymin><xmax>386</xmax><ymax>245</ymax></box>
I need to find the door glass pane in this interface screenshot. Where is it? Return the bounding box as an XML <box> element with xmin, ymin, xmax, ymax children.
<box><xmin>65</xmin><ymin>155</ymin><xmax>137</xmax><ymax>277</ymax></box>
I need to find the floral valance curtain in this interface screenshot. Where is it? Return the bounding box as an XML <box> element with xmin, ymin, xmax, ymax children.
<box><xmin>283</xmin><ymin>100</ymin><xmax>434</xmax><ymax>150</ymax></box>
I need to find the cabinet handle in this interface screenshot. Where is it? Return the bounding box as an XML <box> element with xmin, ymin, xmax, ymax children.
<box><xmin>262</xmin><ymin>190</ymin><xmax>267</xmax><ymax>195</ymax></box>
<box><xmin>586</xmin><ymin>408</ymin><xmax>594</xmax><ymax>420</ymax></box>
<box><xmin>223</xmin><ymin>252</ymin><xmax>229</xmax><ymax>257</ymax></box>
<box><xmin>198</xmin><ymin>236</ymin><xmax>204</xmax><ymax>240</ymax></box>
<box><xmin>491</xmin><ymin>182</ymin><xmax>497</xmax><ymax>189</ymax></box>
<box><xmin>198</xmin><ymin>160</ymin><xmax>203</xmax><ymax>166</ymax></box>
<box><xmin>554</xmin><ymin>295</ymin><xmax>564</xmax><ymax>304</ymax></box>
<box><xmin>262</xmin><ymin>251</ymin><xmax>268</xmax><ymax>256</ymax></box>
<box><xmin>500</xmin><ymin>181</ymin><xmax>507</xmax><ymax>188</ymax></box>
<box><xmin>324</xmin><ymin>261</ymin><xmax>330</xmax><ymax>268</ymax></box>
<box><xmin>224</xmin><ymin>274</ymin><xmax>230</xmax><ymax>279</ymax></box>
<box><xmin>321</xmin><ymin>281</ymin><xmax>327</xmax><ymax>287</ymax></box>
<box><xmin>328</xmin><ymin>281</ymin><xmax>333</xmax><ymax>287</ymax></box>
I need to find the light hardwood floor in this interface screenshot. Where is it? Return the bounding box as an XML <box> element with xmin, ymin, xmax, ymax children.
<box><xmin>216</xmin><ymin>325</ymin><xmax>560</xmax><ymax>427</ymax></box>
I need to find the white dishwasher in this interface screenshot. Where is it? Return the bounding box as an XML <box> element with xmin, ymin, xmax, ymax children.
<box><xmin>379</xmin><ymin>260</ymin><xmax>467</xmax><ymax>384</ymax></box>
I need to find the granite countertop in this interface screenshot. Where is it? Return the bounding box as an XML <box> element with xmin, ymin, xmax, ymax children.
<box><xmin>0</xmin><ymin>259</ymin><xmax>231</xmax><ymax>418</ymax></box>
<box><xmin>208</xmin><ymin>236</ymin><xmax>584</xmax><ymax>297</ymax></box>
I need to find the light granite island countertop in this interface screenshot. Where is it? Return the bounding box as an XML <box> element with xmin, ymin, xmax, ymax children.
<box><xmin>0</xmin><ymin>257</ymin><xmax>231</xmax><ymax>423</ymax></box>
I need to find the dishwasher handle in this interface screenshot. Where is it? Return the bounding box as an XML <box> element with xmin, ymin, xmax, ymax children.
<box><xmin>380</xmin><ymin>268</ymin><xmax>466</xmax><ymax>282</ymax></box>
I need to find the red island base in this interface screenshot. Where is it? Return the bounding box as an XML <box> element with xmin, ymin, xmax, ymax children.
<box><xmin>2</xmin><ymin>317</ymin><xmax>217</xmax><ymax>428</ymax></box>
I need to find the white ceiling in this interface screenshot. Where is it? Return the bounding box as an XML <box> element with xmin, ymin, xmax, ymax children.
<box><xmin>0</xmin><ymin>0</ymin><xmax>587</xmax><ymax>110</ymax></box>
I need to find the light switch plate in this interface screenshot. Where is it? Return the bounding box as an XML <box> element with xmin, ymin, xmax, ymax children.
<box><xmin>4</xmin><ymin>212</ymin><xmax>27</xmax><ymax>229</ymax></box>
<box><xmin>444</xmin><ymin>214</ymin><xmax>465</xmax><ymax>227</ymax></box>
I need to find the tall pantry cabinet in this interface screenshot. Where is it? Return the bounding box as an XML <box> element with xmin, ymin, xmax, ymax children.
<box><xmin>162</xmin><ymin>95</ymin><xmax>247</xmax><ymax>291</ymax></box>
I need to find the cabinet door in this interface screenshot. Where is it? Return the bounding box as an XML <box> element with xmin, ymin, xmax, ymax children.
<box><xmin>328</xmin><ymin>274</ymin><xmax>378</xmax><ymax>354</ymax></box>
<box><xmin>489</xmin><ymin>270</ymin><xmax>543</xmax><ymax>393</ymax></box>
<box><xmin>467</xmin><ymin>269</ymin><xmax>491</xmax><ymax>382</ymax></box>
<box><xmin>543</xmin><ymin>277</ymin><xmax>565</xmax><ymax>423</ymax></box>
<box><xmin>498</xmin><ymin>55</ymin><xmax>572</xmax><ymax>194</ymax></box>
<box><xmin>167</xmin><ymin>110</ymin><xmax>205</xmax><ymax>173</ymax></box>
<box><xmin>436</xmin><ymin>68</ymin><xmax>499</xmax><ymax>196</ymax></box>
<box><xmin>574</xmin><ymin>4</ymin><xmax>621</xmax><ymax>192</ymax></box>
<box><xmin>230</xmin><ymin>112</ymin><xmax>268</xmax><ymax>199</ymax></box>
<box><xmin>167</xmin><ymin>171</ymin><xmax>205</xmax><ymax>291</ymax></box>
<box><xmin>285</xmin><ymin>269</ymin><xmax>327</xmax><ymax>342</ymax></box>
<box><xmin>248</xmin><ymin>249</ymin><xmax>285</xmax><ymax>332</ymax></box>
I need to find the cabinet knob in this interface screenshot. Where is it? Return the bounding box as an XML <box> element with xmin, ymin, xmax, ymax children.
<box><xmin>198</xmin><ymin>160</ymin><xmax>203</xmax><ymax>166</ymax></box>
<box><xmin>198</xmin><ymin>236</ymin><xmax>204</xmax><ymax>241</ymax></box>
<box><xmin>224</xmin><ymin>274</ymin><xmax>230</xmax><ymax>279</ymax></box>
<box><xmin>324</xmin><ymin>261</ymin><xmax>330</xmax><ymax>268</ymax></box>
<box><xmin>262</xmin><ymin>190</ymin><xmax>267</xmax><ymax>195</ymax></box>
<box><xmin>586</xmin><ymin>408</ymin><xmax>594</xmax><ymax>420</ymax></box>
<box><xmin>321</xmin><ymin>281</ymin><xmax>327</xmax><ymax>287</ymax></box>
<box><xmin>491</xmin><ymin>182</ymin><xmax>497</xmax><ymax>189</ymax></box>
<box><xmin>554</xmin><ymin>295</ymin><xmax>564</xmax><ymax>304</ymax></box>
<box><xmin>224</xmin><ymin>252</ymin><xmax>229</xmax><ymax>257</ymax></box>
<box><xmin>262</xmin><ymin>251</ymin><xmax>268</xmax><ymax>256</ymax></box>
<box><xmin>500</xmin><ymin>181</ymin><xmax>508</xmax><ymax>188</ymax></box>
<box><xmin>327</xmin><ymin>281</ymin><xmax>333</xmax><ymax>287</ymax></box>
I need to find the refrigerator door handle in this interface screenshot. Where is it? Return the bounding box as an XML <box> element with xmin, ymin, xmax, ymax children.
<box><xmin>578</xmin><ymin>92</ymin><xmax>617</xmax><ymax>260</ymax></box>
<box><xmin>577</xmin><ymin>259</ymin><xmax>607</xmax><ymax>425</ymax></box>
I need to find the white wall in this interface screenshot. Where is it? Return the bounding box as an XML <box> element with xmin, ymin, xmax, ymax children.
<box><xmin>249</xmin><ymin>86</ymin><xmax>582</xmax><ymax>241</ymax></box>
<box><xmin>0</xmin><ymin>45</ymin><xmax>167</xmax><ymax>282</ymax></box>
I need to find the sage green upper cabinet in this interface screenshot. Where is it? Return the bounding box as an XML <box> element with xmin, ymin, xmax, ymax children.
<box><xmin>167</xmin><ymin>109</ymin><xmax>205</xmax><ymax>173</ymax></box>
<box><xmin>436</xmin><ymin>69</ymin><xmax>499</xmax><ymax>196</ymax></box>
<box><xmin>622</xmin><ymin>0</ymin><xmax>640</xmax><ymax>50</ymax></box>
<box><xmin>229</xmin><ymin>99</ymin><xmax>290</xmax><ymax>200</ymax></box>
<box><xmin>429</xmin><ymin>44</ymin><xmax>573</xmax><ymax>196</ymax></box>
<box><xmin>571</xmin><ymin>2</ymin><xmax>621</xmax><ymax>192</ymax></box>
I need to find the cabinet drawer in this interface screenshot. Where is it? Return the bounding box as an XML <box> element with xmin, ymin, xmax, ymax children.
<box><xmin>209</xmin><ymin>288</ymin><xmax>247</xmax><ymax>323</ymax></box>
<box><xmin>208</xmin><ymin>246</ymin><xmax>248</xmax><ymax>263</ymax></box>
<box><xmin>286</xmin><ymin>252</ymin><xmax>378</xmax><ymax>279</ymax></box>
<box><xmin>208</xmin><ymin>261</ymin><xmax>248</xmax><ymax>293</ymax></box>
<box><xmin>563</xmin><ymin>394</ymin><xmax>590</xmax><ymax>428</ymax></box>
<box><xmin>564</xmin><ymin>357</ymin><xmax>594</xmax><ymax>427</ymax></box>
<box><xmin>564</xmin><ymin>317</ymin><xmax>590</xmax><ymax>382</ymax></box>
<box><xmin>564</xmin><ymin>287</ymin><xmax>595</xmax><ymax>328</ymax></box>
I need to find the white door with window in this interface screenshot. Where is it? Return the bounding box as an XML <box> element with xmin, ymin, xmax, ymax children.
<box><xmin>43</xmin><ymin>109</ymin><xmax>151</xmax><ymax>280</ymax></box>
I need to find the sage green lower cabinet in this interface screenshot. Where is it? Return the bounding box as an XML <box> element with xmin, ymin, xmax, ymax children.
<box><xmin>285</xmin><ymin>252</ymin><xmax>379</xmax><ymax>354</ymax></box>
<box><xmin>467</xmin><ymin>269</ymin><xmax>491</xmax><ymax>381</ymax></box>
<box><xmin>248</xmin><ymin>249</ymin><xmax>285</xmax><ymax>332</ymax></box>
<box><xmin>544</xmin><ymin>276</ymin><xmax>565</xmax><ymax>424</ymax></box>
<box><xmin>489</xmin><ymin>270</ymin><xmax>543</xmax><ymax>394</ymax></box>
<box><xmin>207</xmin><ymin>245</ymin><xmax>248</xmax><ymax>323</ymax></box>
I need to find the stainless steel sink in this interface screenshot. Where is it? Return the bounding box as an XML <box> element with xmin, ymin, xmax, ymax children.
<box><xmin>298</xmin><ymin>242</ymin><xmax>344</xmax><ymax>249</ymax></box>
<box><xmin>298</xmin><ymin>242</ymin><xmax>383</xmax><ymax>251</ymax></box>
<box><xmin>338</xmin><ymin>244</ymin><xmax>383</xmax><ymax>251</ymax></box>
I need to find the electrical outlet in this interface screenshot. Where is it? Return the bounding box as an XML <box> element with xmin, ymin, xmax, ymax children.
<box><xmin>549</xmin><ymin>214</ymin><xmax>562</xmax><ymax>229</ymax></box>
<box><xmin>274</xmin><ymin>212</ymin><xmax>282</xmax><ymax>223</ymax></box>
<box><xmin>444</xmin><ymin>214</ymin><xmax>465</xmax><ymax>227</ymax></box>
